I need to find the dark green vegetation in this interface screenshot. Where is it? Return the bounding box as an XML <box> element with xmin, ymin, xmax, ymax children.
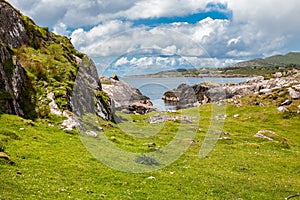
<box><xmin>13</xmin><ymin>24</ymin><xmax>84</xmax><ymax>118</ymax></box>
<box><xmin>0</xmin><ymin>0</ymin><xmax>86</xmax><ymax>118</ymax></box>
<box><xmin>231</xmin><ymin>52</ymin><xmax>300</xmax><ymax>68</ymax></box>
<box><xmin>1</xmin><ymin>96</ymin><xmax>299</xmax><ymax>199</ymax></box>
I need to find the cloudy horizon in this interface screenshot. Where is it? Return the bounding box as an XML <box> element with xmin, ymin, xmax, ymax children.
<box><xmin>7</xmin><ymin>0</ymin><xmax>300</xmax><ymax>76</ymax></box>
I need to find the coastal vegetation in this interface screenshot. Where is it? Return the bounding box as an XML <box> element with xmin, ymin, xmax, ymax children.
<box><xmin>1</xmin><ymin>96</ymin><xmax>300</xmax><ymax>199</ymax></box>
<box><xmin>1</xmin><ymin>1</ymin><xmax>299</xmax><ymax>199</ymax></box>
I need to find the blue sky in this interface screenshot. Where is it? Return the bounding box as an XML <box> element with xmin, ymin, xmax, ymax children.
<box><xmin>7</xmin><ymin>0</ymin><xmax>300</xmax><ymax>76</ymax></box>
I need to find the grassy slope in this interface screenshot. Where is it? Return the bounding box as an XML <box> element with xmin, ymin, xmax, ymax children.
<box><xmin>242</xmin><ymin>52</ymin><xmax>300</xmax><ymax>67</ymax></box>
<box><xmin>1</xmin><ymin>101</ymin><xmax>299</xmax><ymax>199</ymax></box>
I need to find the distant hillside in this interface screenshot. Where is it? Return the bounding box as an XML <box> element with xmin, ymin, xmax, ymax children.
<box><xmin>231</xmin><ymin>52</ymin><xmax>300</xmax><ymax>68</ymax></box>
<box><xmin>221</xmin><ymin>52</ymin><xmax>300</xmax><ymax>77</ymax></box>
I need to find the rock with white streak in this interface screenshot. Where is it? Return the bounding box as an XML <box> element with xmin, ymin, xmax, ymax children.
<box><xmin>277</xmin><ymin>106</ymin><xmax>289</xmax><ymax>113</ymax></box>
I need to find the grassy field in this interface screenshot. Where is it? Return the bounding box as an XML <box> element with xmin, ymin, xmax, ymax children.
<box><xmin>1</xmin><ymin>102</ymin><xmax>300</xmax><ymax>199</ymax></box>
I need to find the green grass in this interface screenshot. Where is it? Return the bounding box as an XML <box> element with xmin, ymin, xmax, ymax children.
<box><xmin>0</xmin><ymin>102</ymin><xmax>299</xmax><ymax>199</ymax></box>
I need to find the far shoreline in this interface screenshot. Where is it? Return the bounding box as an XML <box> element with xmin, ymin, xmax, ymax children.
<box><xmin>122</xmin><ymin>74</ymin><xmax>253</xmax><ymax>78</ymax></box>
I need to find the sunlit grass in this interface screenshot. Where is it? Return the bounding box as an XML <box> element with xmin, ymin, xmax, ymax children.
<box><xmin>1</xmin><ymin>102</ymin><xmax>299</xmax><ymax>199</ymax></box>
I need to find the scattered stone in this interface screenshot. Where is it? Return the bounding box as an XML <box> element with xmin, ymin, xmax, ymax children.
<box><xmin>254</xmin><ymin>130</ymin><xmax>277</xmax><ymax>141</ymax></box>
<box><xmin>48</xmin><ymin>123</ymin><xmax>54</xmax><ymax>127</ymax></box>
<box><xmin>86</xmin><ymin>131</ymin><xmax>98</xmax><ymax>138</ymax></box>
<box><xmin>233</xmin><ymin>114</ymin><xmax>240</xmax><ymax>118</ymax></box>
<box><xmin>16</xmin><ymin>171</ymin><xmax>22</xmax><ymax>175</ymax></box>
<box><xmin>288</xmin><ymin>87</ymin><xmax>300</xmax><ymax>99</ymax></box>
<box><xmin>259</xmin><ymin>88</ymin><xmax>272</xmax><ymax>94</ymax></box>
<box><xmin>0</xmin><ymin>152</ymin><xmax>11</xmax><ymax>161</ymax></box>
<box><xmin>280</xmin><ymin>99</ymin><xmax>292</xmax><ymax>106</ymax></box>
<box><xmin>167</xmin><ymin>109</ymin><xmax>177</xmax><ymax>113</ymax></box>
<box><xmin>214</xmin><ymin>132</ymin><xmax>230</xmax><ymax>135</ymax></box>
<box><xmin>110</xmin><ymin>136</ymin><xmax>117</xmax><ymax>141</ymax></box>
<box><xmin>150</xmin><ymin>115</ymin><xmax>192</xmax><ymax>124</ymax></box>
<box><xmin>149</xmin><ymin>147</ymin><xmax>160</xmax><ymax>151</ymax></box>
<box><xmin>144</xmin><ymin>142</ymin><xmax>156</xmax><ymax>147</ymax></box>
<box><xmin>182</xmin><ymin>138</ymin><xmax>197</xmax><ymax>144</ymax></box>
<box><xmin>47</xmin><ymin>92</ymin><xmax>63</xmax><ymax>116</ymax></box>
<box><xmin>19</xmin><ymin>128</ymin><xmax>25</xmax><ymax>131</ymax></box>
<box><xmin>273</xmin><ymin>72</ymin><xmax>283</xmax><ymax>78</ymax></box>
<box><xmin>219</xmin><ymin>137</ymin><xmax>232</xmax><ymax>141</ymax></box>
<box><xmin>215</xmin><ymin>114</ymin><xmax>226</xmax><ymax>120</ymax></box>
<box><xmin>277</xmin><ymin>106</ymin><xmax>289</xmax><ymax>113</ymax></box>
<box><xmin>62</xmin><ymin>118</ymin><xmax>80</xmax><ymax>131</ymax></box>
<box><xmin>146</xmin><ymin>176</ymin><xmax>156</xmax><ymax>180</ymax></box>
<box><xmin>285</xmin><ymin>194</ymin><xmax>300</xmax><ymax>200</ymax></box>
<box><xmin>293</xmin><ymin>84</ymin><xmax>300</xmax><ymax>90</ymax></box>
<box><xmin>254</xmin><ymin>133</ymin><xmax>273</xmax><ymax>141</ymax></box>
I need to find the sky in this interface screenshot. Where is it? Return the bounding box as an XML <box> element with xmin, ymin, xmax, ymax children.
<box><xmin>7</xmin><ymin>0</ymin><xmax>300</xmax><ymax>76</ymax></box>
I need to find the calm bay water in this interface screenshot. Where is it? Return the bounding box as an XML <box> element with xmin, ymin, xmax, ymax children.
<box><xmin>121</xmin><ymin>77</ymin><xmax>250</xmax><ymax>110</ymax></box>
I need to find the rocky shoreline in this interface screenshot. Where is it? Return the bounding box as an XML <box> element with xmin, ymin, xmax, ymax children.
<box><xmin>162</xmin><ymin>69</ymin><xmax>300</xmax><ymax>111</ymax></box>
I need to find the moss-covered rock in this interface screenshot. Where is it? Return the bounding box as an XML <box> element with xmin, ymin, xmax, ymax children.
<box><xmin>0</xmin><ymin>0</ymin><xmax>112</xmax><ymax>121</ymax></box>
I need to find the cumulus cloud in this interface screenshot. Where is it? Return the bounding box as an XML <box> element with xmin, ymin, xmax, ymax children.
<box><xmin>7</xmin><ymin>0</ymin><xmax>300</xmax><ymax>75</ymax></box>
<box><xmin>8</xmin><ymin>0</ymin><xmax>212</xmax><ymax>28</ymax></box>
<box><xmin>53</xmin><ymin>22</ymin><xmax>71</xmax><ymax>36</ymax></box>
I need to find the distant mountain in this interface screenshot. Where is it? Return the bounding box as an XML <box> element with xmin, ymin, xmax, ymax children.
<box><xmin>231</xmin><ymin>52</ymin><xmax>300</xmax><ymax>68</ymax></box>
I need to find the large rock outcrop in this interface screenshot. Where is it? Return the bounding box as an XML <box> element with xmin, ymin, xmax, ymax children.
<box><xmin>101</xmin><ymin>77</ymin><xmax>154</xmax><ymax>115</ymax></box>
<box><xmin>0</xmin><ymin>1</ymin><xmax>112</xmax><ymax>122</ymax></box>
<box><xmin>0</xmin><ymin>1</ymin><xmax>35</xmax><ymax>117</ymax></box>
<box><xmin>0</xmin><ymin>1</ymin><xmax>29</xmax><ymax>47</ymax></box>
<box><xmin>71</xmin><ymin>58</ymin><xmax>113</xmax><ymax>121</ymax></box>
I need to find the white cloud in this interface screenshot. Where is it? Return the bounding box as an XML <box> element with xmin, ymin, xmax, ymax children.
<box><xmin>121</xmin><ymin>0</ymin><xmax>211</xmax><ymax>20</ymax></box>
<box><xmin>6</xmin><ymin>0</ymin><xmax>300</xmax><ymax>74</ymax></box>
<box><xmin>53</xmin><ymin>22</ymin><xmax>70</xmax><ymax>36</ymax></box>
<box><xmin>7</xmin><ymin>0</ymin><xmax>212</xmax><ymax>28</ymax></box>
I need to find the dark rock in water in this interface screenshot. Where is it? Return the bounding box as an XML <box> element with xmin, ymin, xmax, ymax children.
<box><xmin>162</xmin><ymin>83</ymin><xmax>200</xmax><ymax>109</ymax></box>
<box><xmin>102</xmin><ymin>78</ymin><xmax>154</xmax><ymax>115</ymax></box>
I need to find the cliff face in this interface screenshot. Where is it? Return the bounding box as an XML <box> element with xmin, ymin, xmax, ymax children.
<box><xmin>0</xmin><ymin>1</ymin><xmax>112</xmax><ymax>121</ymax></box>
<box><xmin>0</xmin><ymin>1</ymin><xmax>33</xmax><ymax>116</ymax></box>
<box><xmin>0</xmin><ymin>1</ymin><xmax>28</xmax><ymax>47</ymax></box>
